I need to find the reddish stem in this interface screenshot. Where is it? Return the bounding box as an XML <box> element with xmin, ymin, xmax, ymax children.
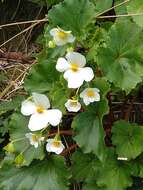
<box><xmin>61</xmin><ymin>144</ymin><xmax>78</xmax><ymax>156</ymax></box>
<box><xmin>48</xmin><ymin>130</ymin><xmax>74</xmax><ymax>137</ymax></box>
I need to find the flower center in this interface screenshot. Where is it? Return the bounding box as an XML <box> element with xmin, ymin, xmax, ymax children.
<box><xmin>36</xmin><ymin>106</ymin><xmax>44</xmax><ymax>113</ymax></box>
<box><xmin>58</xmin><ymin>31</ymin><xmax>67</xmax><ymax>39</ymax></box>
<box><xmin>52</xmin><ymin>141</ymin><xmax>61</xmax><ymax>148</ymax></box>
<box><xmin>71</xmin><ymin>63</ymin><xmax>79</xmax><ymax>72</ymax></box>
<box><xmin>32</xmin><ymin>135</ymin><xmax>38</xmax><ymax>142</ymax></box>
<box><xmin>86</xmin><ymin>90</ymin><xmax>95</xmax><ymax>97</ymax></box>
<box><xmin>70</xmin><ymin>100</ymin><xmax>78</xmax><ymax>107</ymax></box>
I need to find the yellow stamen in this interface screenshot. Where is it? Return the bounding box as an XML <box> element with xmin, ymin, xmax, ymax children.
<box><xmin>71</xmin><ymin>63</ymin><xmax>79</xmax><ymax>72</ymax></box>
<box><xmin>32</xmin><ymin>135</ymin><xmax>38</xmax><ymax>142</ymax></box>
<box><xmin>37</xmin><ymin>106</ymin><xmax>44</xmax><ymax>113</ymax></box>
<box><xmin>52</xmin><ymin>141</ymin><xmax>61</xmax><ymax>148</ymax></box>
<box><xmin>70</xmin><ymin>100</ymin><xmax>78</xmax><ymax>107</ymax></box>
<box><xmin>86</xmin><ymin>90</ymin><xmax>95</xmax><ymax>97</ymax></box>
<box><xmin>58</xmin><ymin>31</ymin><xmax>67</xmax><ymax>39</ymax></box>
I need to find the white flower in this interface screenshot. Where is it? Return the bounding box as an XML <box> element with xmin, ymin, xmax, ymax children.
<box><xmin>21</xmin><ymin>93</ymin><xmax>62</xmax><ymax>131</ymax></box>
<box><xmin>56</xmin><ymin>52</ymin><xmax>94</xmax><ymax>88</ymax></box>
<box><xmin>46</xmin><ymin>138</ymin><xmax>65</xmax><ymax>154</ymax></box>
<box><xmin>49</xmin><ymin>27</ymin><xmax>75</xmax><ymax>46</ymax></box>
<box><xmin>25</xmin><ymin>133</ymin><xmax>44</xmax><ymax>148</ymax></box>
<box><xmin>80</xmin><ymin>88</ymin><xmax>100</xmax><ymax>105</ymax></box>
<box><xmin>65</xmin><ymin>99</ymin><xmax>81</xmax><ymax>112</ymax></box>
<box><xmin>117</xmin><ymin>157</ymin><xmax>128</xmax><ymax>161</ymax></box>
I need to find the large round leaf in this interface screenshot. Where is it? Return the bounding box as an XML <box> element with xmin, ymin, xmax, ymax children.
<box><xmin>97</xmin><ymin>19</ymin><xmax>143</xmax><ymax>93</ymax></box>
<box><xmin>112</xmin><ymin>120</ymin><xmax>143</xmax><ymax>160</ymax></box>
<box><xmin>24</xmin><ymin>60</ymin><xmax>60</xmax><ymax>93</ymax></box>
<box><xmin>48</xmin><ymin>0</ymin><xmax>95</xmax><ymax>35</ymax></box>
<box><xmin>0</xmin><ymin>156</ymin><xmax>70</xmax><ymax>190</ymax></box>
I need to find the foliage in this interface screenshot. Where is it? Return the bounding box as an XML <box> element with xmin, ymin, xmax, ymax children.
<box><xmin>0</xmin><ymin>156</ymin><xmax>70</xmax><ymax>190</ymax></box>
<box><xmin>1</xmin><ymin>0</ymin><xmax>143</xmax><ymax>190</ymax></box>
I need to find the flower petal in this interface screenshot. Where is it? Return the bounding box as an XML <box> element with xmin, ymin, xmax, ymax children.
<box><xmin>82</xmin><ymin>67</ymin><xmax>94</xmax><ymax>82</ymax></box>
<box><xmin>46</xmin><ymin>109</ymin><xmax>62</xmax><ymax>126</ymax></box>
<box><xmin>54</xmin><ymin>144</ymin><xmax>65</xmax><ymax>154</ymax></box>
<box><xmin>46</xmin><ymin>140</ymin><xmax>65</xmax><ymax>154</ymax></box>
<box><xmin>83</xmin><ymin>97</ymin><xmax>90</xmax><ymax>106</ymax></box>
<box><xmin>21</xmin><ymin>100</ymin><xmax>36</xmax><ymax>116</ymax></box>
<box><xmin>49</xmin><ymin>28</ymin><xmax>58</xmax><ymax>36</ymax></box>
<box><xmin>34</xmin><ymin>142</ymin><xmax>39</xmax><ymax>148</ymax></box>
<box><xmin>54</xmin><ymin>37</ymin><xmax>68</xmax><ymax>46</ymax></box>
<box><xmin>93</xmin><ymin>88</ymin><xmax>100</xmax><ymax>93</ymax></box>
<box><xmin>56</xmin><ymin>58</ymin><xmax>70</xmax><ymax>72</ymax></box>
<box><xmin>94</xmin><ymin>92</ymin><xmax>100</xmax><ymax>101</ymax></box>
<box><xmin>67</xmin><ymin>34</ymin><xmax>76</xmax><ymax>43</ymax></box>
<box><xmin>65</xmin><ymin>100</ymin><xmax>81</xmax><ymax>112</ymax></box>
<box><xmin>32</xmin><ymin>93</ymin><xmax>50</xmax><ymax>109</ymax></box>
<box><xmin>28</xmin><ymin>111</ymin><xmax>49</xmax><ymax>131</ymax></box>
<box><xmin>64</xmin><ymin>70</ymin><xmax>84</xmax><ymax>89</ymax></box>
<box><xmin>66</xmin><ymin>52</ymin><xmax>86</xmax><ymax>67</ymax></box>
<box><xmin>25</xmin><ymin>133</ymin><xmax>32</xmax><ymax>139</ymax></box>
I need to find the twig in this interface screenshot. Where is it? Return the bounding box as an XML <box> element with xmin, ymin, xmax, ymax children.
<box><xmin>0</xmin><ymin>18</ymin><xmax>47</xmax><ymax>29</ymax></box>
<box><xmin>96</xmin><ymin>0</ymin><xmax>130</xmax><ymax>17</ymax></box>
<box><xmin>0</xmin><ymin>61</ymin><xmax>36</xmax><ymax>99</ymax></box>
<box><xmin>0</xmin><ymin>21</ymin><xmax>45</xmax><ymax>48</ymax></box>
<box><xmin>98</xmin><ymin>12</ymin><xmax>143</xmax><ymax>19</ymax></box>
<box><xmin>48</xmin><ymin>130</ymin><xmax>74</xmax><ymax>137</ymax></box>
<box><xmin>61</xmin><ymin>144</ymin><xmax>78</xmax><ymax>156</ymax></box>
<box><xmin>124</xmin><ymin>96</ymin><xmax>137</xmax><ymax>121</ymax></box>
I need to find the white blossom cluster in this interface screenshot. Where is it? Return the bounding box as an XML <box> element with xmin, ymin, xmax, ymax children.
<box><xmin>20</xmin><ymin>27</ymin><xmax>101</xmax><ymax>155</ymax></box>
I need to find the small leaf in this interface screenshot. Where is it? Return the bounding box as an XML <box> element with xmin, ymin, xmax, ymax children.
<box><xmin>112</xmin><ymin>120</ymin><xmax>143</xmax><ymax>160</ymax></box>
<box><xmin>48</xmin><ymin>0</ymin><xmax>95</xmax><ymax>35</ymax></box>
<box><xmin>4</xmin><ymin>143</ymin><xmax>15</xmax><ymax>153</ymax></box>
<box><xmin>15</xmin><ymin>153</ymin><xmax>26</xmax><ymax>167</ymax></box>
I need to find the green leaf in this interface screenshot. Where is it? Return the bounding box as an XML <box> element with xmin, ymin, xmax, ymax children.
<box><xmin>96</xmin><ymin>150</ymin><xmax>133</xmax><ymax>190</ymax></box>
<box><xmin>127</xmin><ymin>0</ymin><xmax>143</xmax><ymax>28</ymax></box>
<box><xmin>83</xmin><ymin>182</ymin><xmax>105</xmax><ymax>190</ymax></box>
<box><xmin>4</xmin><ymin>142</ymin><xmax>15</xmax><ymax>153</ymax></box>
<box><xmin>0</xmin><ymin>96</ymin><xmax>24</xmax><ymax>113</ymax></box>
<box><xmin>49</xmin><ymin>77</ymin><xmax>71</xmax><ymax>113</ymax></box>
<box><xmin>72</xmin><ymin>112</ymin><xmax>106</xmax><ymax>161</ymax></box>
<box><xmin>15</xmin><ymin>153</ymin><xmax>26</xmax><ymax>166</ymax></box>
<box><xmin>129</xmin><ymin>153</ymin><xmax>143</xmax><ymax>178</ymax></box>
<box><xmin>94</xmin><ymin>0</ymin><xmax>113</xmax><ymax>15</ymax></box>
<box><xmin>97</xmin><ymin>19</ymin><xmax>143</xmax><ymax>93</ymax></box>
<box><xmin>112</xmin><ymin>120</ymin><xmax>143</xmax><ymax>160</ymax></box>
<box><xmin>0</xmin><ymin>156</ymin><xmax>70</xmax><ymax>190</ymax></box>
<box><xmin>71</xmin><ymin>150</ymin><xmax>104</xmax><ymax>190</ymax></box>
<box><xmin>46</xmin><ymin>0</ymin><xmax>62</xmax><ymax>7</ymax></box>
<box><xmin>48</xmin><ymin>0</ymin><xmax>95</xmax><ymax>35</ymax></box>
<box><xmin>8</xmin><ymin>113</ymin><xmax>45</xmax><ymax>166</ymax></box>
<box><xmin>89</xmin><ymin>78</ymin><xmax>110</xmax><ymax>118</ymax></box>
<box><xmin>114</xmin><ymin>0</ymin><xmax>127</xmax><ymax>14</ymax></box>
<box><xmin>24</xmin><ymin>59</ymin><xmax>60</xmax><ymax>93</ymax></box>
<box><xmin>71</xmin><ymin>150</ymin><xmax>97</xmax><ymax>182</ymax></box>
